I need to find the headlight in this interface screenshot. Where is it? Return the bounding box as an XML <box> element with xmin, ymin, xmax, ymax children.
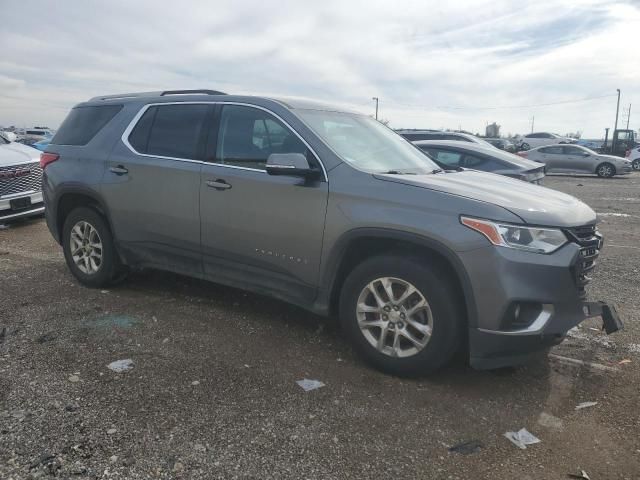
<box><xmin>461</xmin><ymin>217</ymin><xmax>568</xmax><ymax>254</ymax></box>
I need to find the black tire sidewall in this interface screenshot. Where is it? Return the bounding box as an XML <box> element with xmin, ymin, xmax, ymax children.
<box><xmin>62</xmin><ymin>207</ymin><xmax>118</xmax><ymax>288</ymax></box>
<box><xmin>339</xmin><ymin>255</ymin><xmax>463</xmax><ymax>376</ymax></box>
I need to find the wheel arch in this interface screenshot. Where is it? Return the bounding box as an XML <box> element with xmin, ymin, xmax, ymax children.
<box><xmin>318</xmin><ymin>228</ymin><xmax>477</xmax><ymax>327</ymax></box>
<box><xmin>54</xmin><ymin>187</ymin><xmax>115</xmax><ymax>244</ymax></box>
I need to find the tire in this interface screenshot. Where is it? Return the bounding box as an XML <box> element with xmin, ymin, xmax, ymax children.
<box><xmin>632</xmin><ymin>159</ymin><xmax>640</xmax><ymax>171</ymax></box>
<box><xmin>520</xmin><ymin>143</ymin><xmax>530</xmax><ymax>151</ymax></box>
<box><xmin>596</xmin><ymin>162</ymin><xmax>615</xmax><ymax>178</ymax></box>
<box><xmin>62</xmin><ymin>207</ymin><xmax>125</xmax><ymax>288</ymax></box>
<box><xmin>339</xmin><ymin>255</ymin><xmax>464</xmax><ymax>376</ymax></box>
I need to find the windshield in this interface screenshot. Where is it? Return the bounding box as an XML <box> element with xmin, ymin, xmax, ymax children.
<box><xmin>296</xmin><ymin>110</ymin><xmax>440</xmax><ymax>174</ymax></box>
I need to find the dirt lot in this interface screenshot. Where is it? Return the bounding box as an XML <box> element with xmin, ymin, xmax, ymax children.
<box><xmin>1</xmin><ymin>174</ymin><xmax>639</xmax><ymax>479</ymax></box>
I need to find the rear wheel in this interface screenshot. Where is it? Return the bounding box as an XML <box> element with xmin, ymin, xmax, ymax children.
<box><xmin>339</xmin><ymin>255</ymin><xmax>464</xmax><ymax>376</ymax></box>
<box><xmin>632</xmin><ymin>159</ymin><xmax>640</xmax><ymax>171</ymax></box>
<box><xmin>520</xmin><ymin>143</ymin><xmax>530</xmax><ymax>151</ymax></box>
<box><xmin>62</xmin><ymin>207</ymin><xmax>125</xmax><ymax>287</ymax></box>
<box><xmin>596</xmin><ymin>162</ymin><xmax>615</xmax><ymax>178</ymax></box>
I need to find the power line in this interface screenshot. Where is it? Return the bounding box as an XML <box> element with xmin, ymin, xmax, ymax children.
<box><xmin>381</xmin><ymin>93</ymin><xmax>618</xmax><ymax>111</ymax></box>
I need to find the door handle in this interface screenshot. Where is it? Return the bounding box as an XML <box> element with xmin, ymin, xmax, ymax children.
<box><xmin>206</xmin><ymin>179</ymin><xmax>232</xmax><ymax>190</ymax></box>
<box><xmin>109</xmin><ymin>165</ymin><xmax>128</xmax><ymax>175</ymax></box>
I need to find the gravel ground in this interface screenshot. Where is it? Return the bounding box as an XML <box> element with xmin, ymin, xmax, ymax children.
<box><xmin>1</xmin><ymin>174</ymin><xmax>639</xmax><ymax>479</ymax></box>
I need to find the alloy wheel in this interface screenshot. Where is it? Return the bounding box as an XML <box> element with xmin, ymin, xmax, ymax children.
<box><xmin>598</xmin><ymin>164</ymin><xmax>613</xmax><ymax>177</ymax></box>
<box><xmin>70</xmin><ymin>221</ymin><xmax>103</xmax><ymax>274</ymax></box>
<box><xmin>633</xmin><ymin>159</ymin><xmax>640</xmax><ymax>171</ymax></box>
<box><xmin>356</xmin><ymin>277</ymin><xmax>433</xmax><ymax>358</ymax></box>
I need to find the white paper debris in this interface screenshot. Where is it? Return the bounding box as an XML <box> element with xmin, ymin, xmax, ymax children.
<box><xmin>107</xmin><ymin>359</ymin><xmax>134</xmax><ymax>373</ymax></box>
<box><xmin>296</xmin><ymin>379</ymin><xmax>325</xmax><ymax>391</ymax></box>
<box><xmin>504</xmin><ymin>428</ymin><xmax>541</xmax><ymax>449</ymax></box>
<box><xmin>575</xmin><ymin>401</ymin><xmax>598</xmax><ymax>410</ymax></box>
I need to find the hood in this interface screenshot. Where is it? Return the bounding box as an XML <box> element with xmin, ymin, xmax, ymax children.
<box><xmin>374</xmin><ymin>170</ymin><xmax>596</xmax><ymax>227</ymax></box>
<box><xmin>0</xmin><ymin>142</ymin><xmax>41</xmax><ymax>167</ymax></box>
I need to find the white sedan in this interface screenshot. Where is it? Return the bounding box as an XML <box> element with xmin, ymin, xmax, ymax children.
<box><xmin>517</xmin><ymin>132</ymin><xmax>576</xmax><ymax>150</ymax></box>
<box><xmin>626</xmin><ymin>145</ymin><xmax>640</xmax><ymax>171</ymax></box>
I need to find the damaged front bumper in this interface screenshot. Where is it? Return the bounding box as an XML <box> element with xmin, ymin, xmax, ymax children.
<box><xmin>459</xmin><ymin>226</ymin><xmax>624</xmax><ymax>370</ymax></box>
<box><xmin>469</xmin><ymin>300</ymin><xmax>623</xmax><ymax>370</ymax></box>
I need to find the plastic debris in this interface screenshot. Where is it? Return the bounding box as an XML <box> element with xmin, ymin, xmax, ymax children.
<box><xmin>618</xmin><ymin>359</ymin><xmax>631</xmax><ymax>365</ymax></box>
<box><xmin>107</xmin><ymin>359</ymin><xmax>134</xmax><ymax>373</ymax></box>
<box><xmin>504</xmin><ymin>428</ymin><xmax>541</xmax><ymax>449</ymax></box>
<box><xmin>568</xmin><ymin>470</ymin><xmax>591</xmax><ymax>479</ymax></box>
<box><xmin>448</xmin><ymin>440</ymin><xmax>483</xmax><ymax>455</ymax></box>
<box><xmin>296</xmin><ymin>379</ymin><xmax>325</xmax><ymax>391</ymax></box>
<box><xmin>575</xmin><ymin>401</ymin><xmax>598</xmax><ymax>410</ymax></box>
<box><xmin>191</xmin><ymin>380</ymin><xmax>200</xmax><ymax>386</ymax></box>
<box><xmin>68</xmin><ymin>375</ymin><xmax>80</xmax><ymax>383</ymax></box>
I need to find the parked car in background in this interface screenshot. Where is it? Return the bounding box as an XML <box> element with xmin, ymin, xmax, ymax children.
<box><xmin>516</xmin><ymin>132</ymin><xmax>576</xmax><ymax>151</ymax></box>
<box><xmin>484</xmin><ymin>137</ymin><xmax>516</xmax><ymax>152</ymax></box>
<box><xmin>519</xmin><ymin>144</ymin><xmax>632</xmax><ymax>178</ymax></box>
<box><xmin>16</xmin><ymin>128</ymin><xmax>54</xmax><ymax>146</ymax></box>
<box><xmin>396</xmin><ymin>129</ymin><xmax>496</xmax><ymax>148</ymax></box>
<box><xmin>0</xmin><ymin>132</ymin><xmax>45</xmax><ymax>222</ymax></box>
<box><xmin>413</xmin><ymin>140</ymin><xmax>545</xmax><ymax>183</ymax></box>
<box><xmin>41</xmin><ymin>89</ymin><xmax>622</xmax><ymax>375</ymax></box>
<box><xmin>624</xmin><ymin>145</ymin><xmax>640</xmax><ymax>171</ymax></box>
<box><xmin>32</xmin><ymin>136</ymin><xmax>53</xmax><ymax>151</ymax></box>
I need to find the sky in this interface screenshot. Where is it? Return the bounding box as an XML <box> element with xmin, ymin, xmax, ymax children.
<box><xmin>1</xmin><ymin>0</ymin><xmax>639</xmax><ymax>138</ymax></box>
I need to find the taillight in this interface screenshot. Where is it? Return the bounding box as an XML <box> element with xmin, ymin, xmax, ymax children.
<box><xmin>40</xmin><ymin>152</ymin><xmax>59</xmax><ymax>169</ymax></box>
<box><xmin>517</xmin><ymin>151</ymin><xmax>528</xmax><ymax>157</ymax></box>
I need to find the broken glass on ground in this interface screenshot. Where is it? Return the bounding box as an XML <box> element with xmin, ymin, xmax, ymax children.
<box><xmin>296</xmin><ymin>379</ymin><xmax>325</xmax><ymax>391</ymax></box>
<box><xmin>107</xmin><ymin>359</ymin><xmax>134</xmax><ymax>373</ymax></box>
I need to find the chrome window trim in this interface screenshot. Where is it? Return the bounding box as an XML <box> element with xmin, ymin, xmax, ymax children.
<box><xmin>120</xmin><ymin>101</ymin><xmax>328</xmax><ymax>181</ymax></box>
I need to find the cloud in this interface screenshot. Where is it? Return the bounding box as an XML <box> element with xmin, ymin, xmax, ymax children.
<box><xmin>0</xmin><ymin>0</ymin><xmax>638</xmax><ymax>137</ymax></box>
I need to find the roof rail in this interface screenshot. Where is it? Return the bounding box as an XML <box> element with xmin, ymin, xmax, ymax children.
<box><xmin>89</xmin><ymin>91</ymin><xmax>162</xmax><ymax>101</ymax></box>
<box><xmin>160</xmin><ymin>89</ymin><xmax>227</xmax><ymax>96</ymax></box>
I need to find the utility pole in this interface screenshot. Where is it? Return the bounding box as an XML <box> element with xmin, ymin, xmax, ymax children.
<box><xmin>625</xmin><ymin>103</ymin><xmax>631</xmax><ymax>129</ymax></box>
<box><xmin>372</xmin><ymin>97</ymin><xmax>379</xmax><ymax>120</ymax></box>
<box><xmin>613</xmin><ymin>89</ymin><xmax>621</xmax><ymax>151</ymax></box>
<box><xmin>530</xmin><ymin>115</ymin><xmax>535</xmax><ymax>133</ymax></box>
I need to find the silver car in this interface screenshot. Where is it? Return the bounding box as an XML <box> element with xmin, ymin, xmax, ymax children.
<box><xmin>520</xmin><ymin>144</ymin><xmax>633</xmax><ymax>178</ymax></box>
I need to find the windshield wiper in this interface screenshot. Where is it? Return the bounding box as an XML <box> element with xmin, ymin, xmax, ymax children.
<box><xmin>380</xmin><ymin>170</ymin><xmax>416</xmax><ymax>175</ymax></box>
<box><xmin>431</xmin><ymin>168</ymin><xmax>444</xmax><ymax>174</ymax></box>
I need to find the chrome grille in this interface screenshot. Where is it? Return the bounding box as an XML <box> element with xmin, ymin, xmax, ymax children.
<box><xmin>565</xmin><ymin>224</ymin><xmax>601</xmax><ymax>298</ymax></box>
<box><xmin>0</xmin><ymin>162</ymin><xmax>42</xmax><ymax>197</ymax></box>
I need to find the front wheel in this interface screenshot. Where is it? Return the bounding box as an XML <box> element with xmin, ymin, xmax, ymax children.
<box><xmin>596</xmin><ymin>162</ymin><xmax>615</xmax><ymax>178</ymax></box>
<box><xmin>62</xmin><ymin>207</ymin><xmax>125</xmax><ymax>288</ymax></box>
<box><xmin>520</xmin><ymin>143</ymin><xmax>530</xmax><ymax>151</ymax></box>
<box><xmin>339</xmin><ymin>255</ymin><xmax>464</xmax><ymax>376</ymax></box>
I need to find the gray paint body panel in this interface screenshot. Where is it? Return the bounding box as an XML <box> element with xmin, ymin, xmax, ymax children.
<box><xmin>43</xmin><ymin>92</ymin><xmax>608</xmax><ymax>369</ymax></box>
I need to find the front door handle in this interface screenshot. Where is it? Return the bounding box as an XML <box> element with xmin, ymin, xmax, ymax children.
<box><xmin>206</xmin><ymin>179</ymin><xmax>232</xmax><ymax>190</ymax></box>
<box><xmin>109</xmin><ymin>165</ymin><xmax>128</xmax><ymax>175</ymax></box>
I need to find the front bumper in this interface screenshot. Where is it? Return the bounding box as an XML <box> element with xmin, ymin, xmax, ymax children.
<box><xmin>459</xmin><ymin>228</ymin><xmax>623</xmax><ymax>369</ymax></box>
<box><xmin>0</xmin><ymin>191</ymin><xmax>45</xmax><ymax>222</ymax></box>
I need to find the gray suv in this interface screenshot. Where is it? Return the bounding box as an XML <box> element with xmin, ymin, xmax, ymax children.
<box><xmin>41</xmin><ymin>90</ymin><xmax>622</xmax><ymax>375</ymax></box>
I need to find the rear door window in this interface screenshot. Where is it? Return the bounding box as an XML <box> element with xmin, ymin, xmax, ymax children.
<box><xmin>539</xmin><ymin>146</ymin><xmax>564</xmax><ymax>154</ymax></box>
<box><xmin>462</xmin><ymin>154</ymin><xmax>505</xmax><ymax>171</ymax></box>
<box><xmin>422</xmin><ymin>149</ymin><xmax>463</xmax><ymax>167</ymax></box>
<box><xmin>52</xmin><ymin>105</ymin><xmax>122</xmax><ymax>146</ymax></box>
<box><xmin>128</xmin><ymin>104</ymin><xmax>210</xmax><ymax>160</ymax></box>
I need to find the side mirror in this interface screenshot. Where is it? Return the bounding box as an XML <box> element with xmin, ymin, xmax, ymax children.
<box><xmin>266</xmin><ymin>153</ymin><xmax>317</xmax><ymax>178</ymax></box>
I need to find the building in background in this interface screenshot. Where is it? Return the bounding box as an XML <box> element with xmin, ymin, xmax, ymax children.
<box><xmin>485</xmin><ymin>122</ymin><xmax>500</xmax><ymax>138</ymax></box>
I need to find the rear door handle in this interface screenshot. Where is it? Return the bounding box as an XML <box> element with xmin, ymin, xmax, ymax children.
<box><xmin>109</xmin><ymin>165</ymin><xmax>128</xmax><ymax>175</ymax></box>
<box><xmin>206</xmin><ymin>179</ymin><xmax>232</xmax><ymax>190</ymax></box>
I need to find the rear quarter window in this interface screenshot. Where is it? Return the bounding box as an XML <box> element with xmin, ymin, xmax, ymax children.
<box><xmin>52</xmin><ymin>105</ymin><xmax>122</xmax><ymax>146</ymax></box>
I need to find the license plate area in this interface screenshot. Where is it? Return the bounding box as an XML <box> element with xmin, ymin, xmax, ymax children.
<box><xmin>9</xmin><ymin>197</ymin><xmax>32</xmax><ymax>211</ymax></box>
